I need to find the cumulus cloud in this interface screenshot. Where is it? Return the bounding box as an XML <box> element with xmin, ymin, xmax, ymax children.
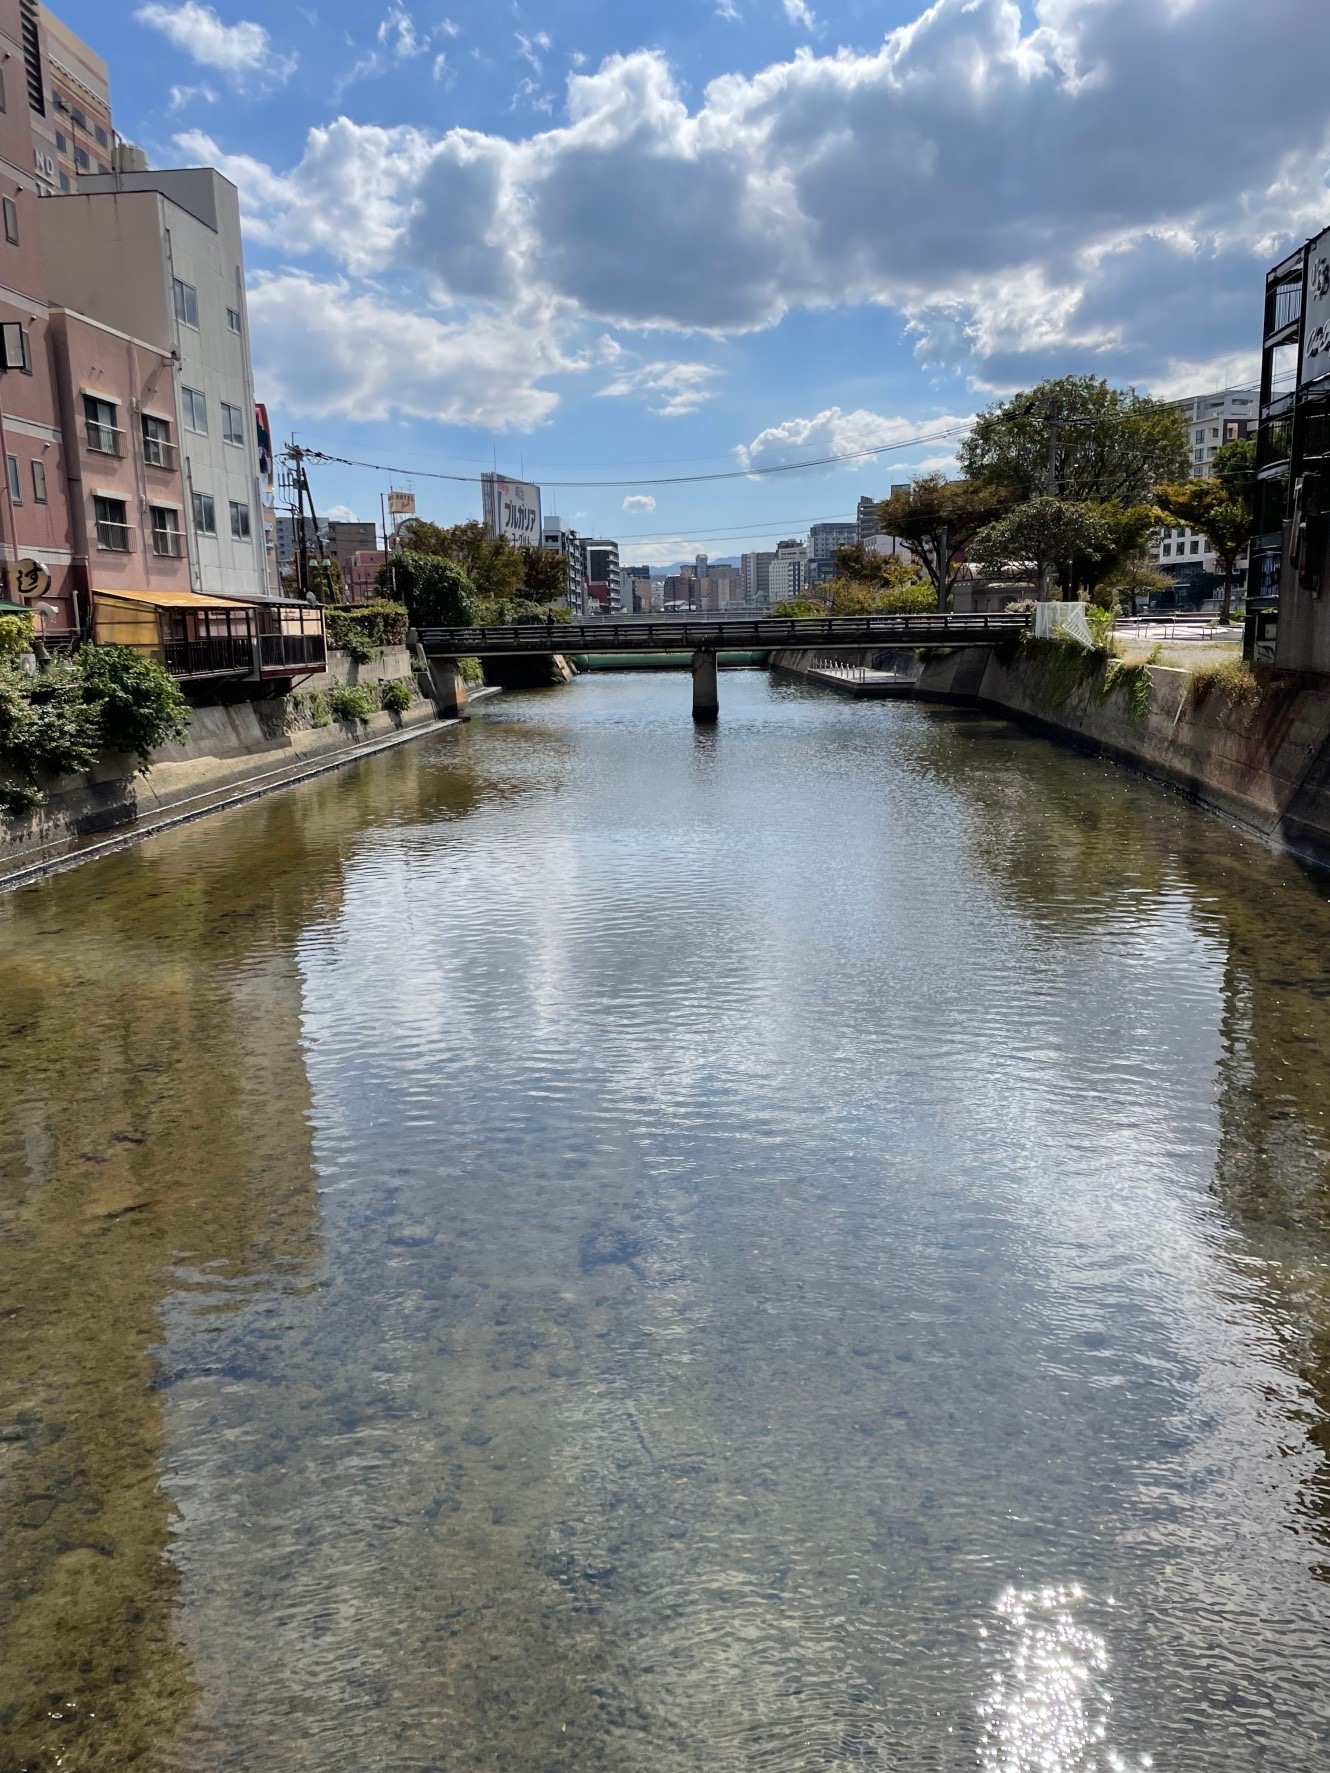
<box><xmin>737</xmin><ymin>407</ymin><xmax>973</xmax><ymax>475</ymax></box>
<box><xmin>323</xmin><ymin>504</ymin><xmax>359</xmax><ymax>522</ymax></box>
<box><xmin>623</xmin><ymin>494</ymin><xmax>657</xmax><ymax>513</ymax></box>
<box><xmin>598</xmin><ymin>360</ymin><xmax>719</xmax><ymax>417</ymax></box>
<box><xmin>782</xmin><ymin>0</ymin><xmax>815</xmax><ymax>30</ymax></box>
<box><xmin>245</xmin><ymin>274</ymin><xmax>574</xmax><ymax>430</ymax></box>
<box><xmin>135</xmin><ymin>2</ymin><xmax>295</xmax><ymax>84</ymax></box>
<box><xmin>213</xmin><ymin>0</ymin><xmax>1330</xmax><ymax>387</ymax></box>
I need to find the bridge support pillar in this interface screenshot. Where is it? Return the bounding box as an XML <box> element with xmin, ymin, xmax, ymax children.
<box><xmin>692</xmin><ymin>649</ymin><xmax>718</xmax><ymax>723</ymax></box>
<box><xmin>427</xmin><ymin>657</ymin><xmax>470</xmax><ymax>720</ymax></box>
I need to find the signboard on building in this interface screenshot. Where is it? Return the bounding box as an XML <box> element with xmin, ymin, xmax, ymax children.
<box><xmin>1303</xmin><ymin>226</ymin><xmax>1330</xmax><ymax>385</ymax></box>
<box><xmin>387</xmin><ymin>491</ymin><xmax>415</xmax><ymax>517</ymax></box>
<box><xmin>482</xmin><ymin>473</ymin><xmax>542</xmax><ymax>546</ymax></box>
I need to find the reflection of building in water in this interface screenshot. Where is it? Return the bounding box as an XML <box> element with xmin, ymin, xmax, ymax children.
<box><xmin>0</xmin><ymin>821</ymin><xmax>328</xmax><ymax>1768</ymax></box>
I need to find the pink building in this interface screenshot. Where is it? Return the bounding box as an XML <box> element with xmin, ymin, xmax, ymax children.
<box><xmin>347</xmin><ymin>549</ymin><xmax>386</xmax><ymax>602</ymax></box>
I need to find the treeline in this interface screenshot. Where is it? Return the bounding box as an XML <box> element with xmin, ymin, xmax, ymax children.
<box><xmin>378</xmin><ymin>520</ymin><xmax>570</xmax><ymax>629</ymax></box>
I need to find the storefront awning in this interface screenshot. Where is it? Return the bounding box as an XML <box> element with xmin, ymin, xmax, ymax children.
<box><xmin>94</xmin><ymin>588</ymin><xmax>251</xmax><ymax>612</ymax></box>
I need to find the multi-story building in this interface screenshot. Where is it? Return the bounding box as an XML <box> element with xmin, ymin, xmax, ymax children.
<box><xmin>768</xmin><ymin>539</ymin><xmax>809</xmax><ymax>605</ymax></box>
<box><xmin>347</xmin><ymin>549</ymin><xmax>386</xmax><ymax>602</ymax></box>
<box><xmin>41</xmin><ymin>4</ymin><xmax>113</xmax><ymax>193</ymax></box>
<box><xmin>543</xmin><ymin>516</ymin><xmax>585</xmax><ymax>613</ymax></box>
<box><xmin>582</xmin><ymin>538</ymin><xmax>621</xmax><ymax>613</ymax></box>
<box><xmin>856</xmin><ymin>495</ymin><xmax>880</xmax><ymax>548</ymax></box>
<box><xmin>44</xmin><ymin>163</ymin><xmax>272</xmax><ymax>603</ymax></box>
<box><xmin>740</xmin><ymin>551</ymin><xmax>774</xmax><ymax>608</ymax></box>
<box><xmin>324</xmin><ymin>519</ymin><xmax>377</xmax><ymax>584</ymax></box>
<box><xmin>1174</xmin><ymin>389</ymin><xmax>1258</xmax><ymax>479</ymax></box>
<box><xmin>807</xmin><ymin>520</ymin><xmax>857</xmax><ymax>587</ymax></box>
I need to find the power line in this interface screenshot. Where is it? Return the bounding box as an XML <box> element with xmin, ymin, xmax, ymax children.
<box><xmin>299</xmin><ymin>424</ymin><xmax>970</xmax><ymax>491</ymax></box>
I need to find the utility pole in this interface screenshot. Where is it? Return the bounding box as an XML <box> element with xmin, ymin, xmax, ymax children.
<box><xmin>937</xmin><ymin>521</ymin><xmax>949</xmax><ymax>613</ymax></box>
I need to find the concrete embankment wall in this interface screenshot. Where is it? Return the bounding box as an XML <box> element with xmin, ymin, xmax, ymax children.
<box><xmin>1</xmin><ymin>645</ymin><xmax>445</xmax><ymax>879</ymax></box>
<box><xmin>918</xmin><ymin>646</ymin><xmax>1330</xmax><ymax>870</ymax></box>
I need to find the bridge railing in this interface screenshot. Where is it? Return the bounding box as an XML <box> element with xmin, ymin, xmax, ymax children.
<box><xmin>415</xmin><ymin>611</ymin><xmax>1031</xmax><ymax>656</ymax></box>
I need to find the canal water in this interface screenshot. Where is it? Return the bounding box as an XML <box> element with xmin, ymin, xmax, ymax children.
<box><xmin>3</xmin><ymin>670</ymin><xmax>1330</xmax><ymax>1771</ymax></box>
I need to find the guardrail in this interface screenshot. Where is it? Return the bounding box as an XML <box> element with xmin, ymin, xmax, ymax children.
<box><xmin>416</xmin><ymin>612</ymin><xmax>1030</xmax><ymax>656</ymax></box>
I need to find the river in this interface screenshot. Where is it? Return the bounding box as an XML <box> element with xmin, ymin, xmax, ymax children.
<box><xmin>3</xmin><ymin>669</ymin><xmax>1330</xmax><ymax>1770</ymax></box>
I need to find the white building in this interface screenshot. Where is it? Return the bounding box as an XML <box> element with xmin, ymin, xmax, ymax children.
<box><xmin>807</xmin><ymin>520</ymin><xmax>857</xmax><ymax>587</ymax></box>
<box><xmin>542</xmin><ymin>516</ymin><xmax>585</xmax><ymax>613</ymax></box>
<box><xmin>768</xmin><ymin>539</ymin><xmax>809</xmax><ymax>604</ymax></box>
<box><xmin>1148</xmin><ymin>388</ymin><xmax>1258</xmax><ymax>597</ymax></box>
<box><xmin>44</xmin><ymin>164</ymin><xmax>271</xmax><ymax>600</ymax></box>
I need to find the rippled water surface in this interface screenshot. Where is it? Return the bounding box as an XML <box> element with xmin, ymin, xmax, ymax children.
<box><xmin>4</xmin><ymin>670</ymin><xmax>1330</xmax><ymax>1770</ymax></box>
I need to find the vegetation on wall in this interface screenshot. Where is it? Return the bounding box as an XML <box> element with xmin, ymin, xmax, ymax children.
<box><xmin>324</xmin><ymin>600</ymin><xmax>410</xmax><ymax>662</ymax></box>
<box><xmin>382</xmin><ymin>520</ymin><xmax>571</xmax><ymax>630</ymax></box>
<box><xmin>0</xmin><ymin>644</ymin><xmax>190</xmax><ymax>818</ymax></box>
<box><xmin>1014</xmin><ymin>634</ymin><xmax>1154</xmax><ymax>724</ymax></box>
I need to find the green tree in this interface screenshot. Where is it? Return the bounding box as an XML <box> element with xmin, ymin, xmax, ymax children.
<box><xmin>876</xmin><ymin>475</ymin><xmax>1012</xmax><ymax>608</ymax></box>
<box><xmin>517</xmin><ymin>544</ymin><xmax>569</xmax><ymax>605</ymax></box>
<box><xmin>397</xmin><ymin>518</ymin><xmax>526</xmax><ymax>608</ymax></box>
<box><xmin>960</xmin><ymin>374</ymin><xmax>1190</xmax><ymax>505</ymax></box>
<box><xmin>384</xmin><ymin>551</ymin><xmax>482</xmax><ymax>628</ymax></box>
<box><xmin>75</xmin><ymin>646</ymin><xmax>189</xmax><ymax>763</ymax></box>
<box><xmin>971</xmin><ymin>497</ymin><xmax>1115</xmax><ymax>600</ymax></box>
<box><xmin>1154</xmin><ymin>441</ymin><xmax>1257</xmax><ymax>625</ymax></box>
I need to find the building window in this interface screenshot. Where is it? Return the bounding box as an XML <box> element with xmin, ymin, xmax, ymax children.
<box><xmin>51</xmin><ymin>89</ymin><xmax>64</xmax><ymax>114</ymax></box>
<box><xmin>150</xmin><ymin>506</ymin><xmax>183</xmax><ymax>556</ymax></box>
<box><xmin>70</xmin><ymin>106</ymin><xmax>85</xmax><ymax>129</ymax></box>
<box><xmin>54</xmin><ymin>129</ymin><xmax>65</xmax><ymax>152</ymax></box>
<box><xmin>141</xmin><ymin>413</ymin><xmax>177</xmax><ymax>469</ymax></box>
<box><xmin>192</xmin><ymin>491</ymin><xmax>217</xmax><ymax>536</ymax></box>
<box><xmin>1161</xmin><ymin>543</ymin><xmax>1171</xmax><ymax>557</ymax></box>
<box><xmin>229</xmin><ymin>499</ymin><xmax>251</xmax><ymax>541</ymax></box>
<box><xmin>6</xmin><ymin>453</ymin><xmax>20</xmax><ymax>502</ymax></box>
<box><xmin>73</xmin><ymin>145</ymin><xmax>88</xmax><ymax>171</ymax></box>
<box><xmin>226</xmin><ymin>306</ymin><xmax>241</xmax><ymax>335</ymax></box>
<box><xmin>21</xmin><ymin>1</ymin><xmax>44</xmax><ymax>116</ymax></box>
<box><xmin>58</xmin><ymin>171</ymin><xmax>69</xmax><ymax>192</ymax></box>
<box><xmin>84</xmin><ymin>393</ymin><xmax>122</xmax><ymax>454</ymax></box>
<box><xmin>181</xmin><ymin>386</ymin><xmax>207</xmax><ymax>433</ymax></box>
<box><xmin>0</xmin><ymin>321</ymin><xmax>30</xmax><ymax>373</ymax></box>
<box><xmin>1191</xmin><ymin>540</ymin><xmax>1200</xmax><ymax>554</ymax></box>
<box><xmin>1195</xmin><ymin>429</ymin><xmax>1204</xmax><ymax>444</ymax></box>
<box><xmin>96</xmin><ymin>162</ymin><xmax>109</xmax><ymax>176</ymax></box>
<box><xmin>30</xmin><ymin>458</ymin><xmax>45</xmax><ymax>503</ymax></box>
<box><xmin>221</xmin><ymin>400</ymin><xmax>245</xmax><ymax>446</ymax></box>
<box><xmin>2</xmin><ymin>197</ymin><xmax>16</xmax><ymax>245</ymax></box>
<box><xmin>95</xmin><ymin>123</ymin><xmax>108</xmax><ymax>147</ymax></box>
<box><xmin>94</xmin><ymin>494</ymin><xmax>131</xmax><ymax>550</ymax></box>
<box><xmin>172</xmin><ymin>278</ymin><xmax>199</xmax><ymax>329</ymax></box>
<box><xmin>0</xmin><ymin>66</ymin><xmax>6</xmax><ymax>113</ymax></box>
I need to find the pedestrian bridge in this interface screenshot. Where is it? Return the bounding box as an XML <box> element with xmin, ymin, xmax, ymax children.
<box><xmin>415</xmin><ymin>611</ymin><xmax>1029</xmax><ymax>722</ymax></box>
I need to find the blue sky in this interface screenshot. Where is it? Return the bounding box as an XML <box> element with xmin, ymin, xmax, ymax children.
<box><xmin>60</xmin><ymin>0</ymin><xmax>1330</xmax><ymax>560</ymax></box>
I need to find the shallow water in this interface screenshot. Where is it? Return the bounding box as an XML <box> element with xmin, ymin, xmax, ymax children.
<box><xmin>3</xmin><ymin>670</ymin><xmax>1330</xmax><ymax>1770</ymax></box>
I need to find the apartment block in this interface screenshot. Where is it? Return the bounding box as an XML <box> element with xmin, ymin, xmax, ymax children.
<box><xmin>43</xmin><ymin>165</ymin><xmax>271</xmax><ymax>603</ymax></box>
<box><xmin>740</xmin><ymin>551</ymin><xmax>774</xmax><ymax>607</ymax></box>
<box><xmin>41</xmin><ymin>3</ymin><xmax>113</xmax><ymax>192</ymax></box>
<box><xmin>1173</xmin><ymin>388</ymin><xmax>1257</xmax><ymax>479</ymax></box>
<box><xmin>583</xmin><ymin>539</ymin><xmax>621</xmax><ymax>613</ymax></box>
<box><xmin>324</xmin><ymin>518</ymin><xmax>377</xmax><ymax>584</ymax></box>
<box><xmin>807</xmin><ymin>520</ymin><xmax>857</xmax><ymax>587</ymax></box>
<box><xmin>543</xmin><ymin>515</ymin><xmax>585</xmax><ymax>613</ymax></box>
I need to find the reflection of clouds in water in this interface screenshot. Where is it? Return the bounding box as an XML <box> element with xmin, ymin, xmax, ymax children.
<box><xmin>979</xmin><ymin>1586</ymin><xmax>1151</xmax><ymax>1773</ymax></box>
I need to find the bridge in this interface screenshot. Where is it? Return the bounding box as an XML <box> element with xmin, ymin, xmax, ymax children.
<box><xmin>415</xmin><ymin>611</ymin><xmax>1029</xmax><ymax>721</ymax></box>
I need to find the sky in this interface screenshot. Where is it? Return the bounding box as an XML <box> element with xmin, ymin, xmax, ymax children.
<box><xmin>58</xmin><ymin>0</ymin><xmax>1330</xmax><ymax>562</ymax></box>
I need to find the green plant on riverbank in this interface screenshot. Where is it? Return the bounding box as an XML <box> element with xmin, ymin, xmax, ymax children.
<box><xmin>458</xmin><ymin>656</ymin><xmax>484</xmax><ymax>685</ymax></box>
<box><xmin>1184</xmin><ymin>656</ymin><xmax>1263</xmax><ymax>714</ymax></box>
<box><xmin>324</xmin><ymin>601</ymin><xmax>409</xmax><ymax>663</ymax></box>
<box><xmin>0</xmin><ymin>645</ymin><xmax>189</xmax><ymax>818</ymax></box>
<box><xmin>328</xmin><ymin>684</ymin><xmax>377</xmax><ymax>723</ymax></box>
<box><xmin>1017</xmin><ymin>634</ymin><xmax>1153</xmax><ymax>724</ymax></box>
<box><xmin>380</xmin><ymin>679</ymin><xmax>412</xmax><ymax>714</ymax></box>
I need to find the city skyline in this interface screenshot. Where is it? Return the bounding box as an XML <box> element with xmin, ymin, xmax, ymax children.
<box><xmin>42</xmin><ymin>0</ymin><xmax>1315</xmax><ymax>560</ymax></box>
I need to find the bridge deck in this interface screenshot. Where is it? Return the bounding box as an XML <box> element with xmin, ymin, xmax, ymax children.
<box><xmin>416</xmin><ymin>612</ymin><xmax>1029</xmax><ymax>656</ymax></box>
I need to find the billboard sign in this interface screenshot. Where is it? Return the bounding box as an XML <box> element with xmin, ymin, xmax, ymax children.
<box><xmin>1303</xmin><ymin>226</ymin><xmax>1330</xmax><ymax>385</ymax></box>
<box><xmin>482</xmin><ymin>473</ymin><xmax>542</xmax><ymax>545</ymax></box>
<box><xmin>387</xmin><ymin>490</ymin><xmax>416</xmax><ymax>517</ymax></box>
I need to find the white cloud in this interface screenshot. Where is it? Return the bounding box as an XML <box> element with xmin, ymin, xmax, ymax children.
<box><xmin>716</xmin><ymin>0</ymin><xmax>740</xmax><ymax>18</ymax></box>
<box><xmin>782</xmin><ymin>0</ymin><xmax>815</xmax><ymax>30</ymax></box>
<box><xmin>737</xmin><ymin>407</ymin><xmax>973</xmax><ymax>476</ymax></box>
<box><xmin>623</xmin><ymin>494</ymin><xmax>657</xmax><ymax>513</ymax></box>
<box><xmin>135</xmin><ymin>2</ymin><xmax>295</xmax><ymax>83</ymax></box>
<box><xmin>439</xmin><ymin>18</ymin><xmax>460</xmax><ymax>37</ymax></box>
<box><xmin>245</xmin><ymin>274</ymin><xmax>574</xmax><ymax>430</ymax></box>
<box><xmin>168</xmin><ymin>81</ymin><xmax>216</xmax><ymax>110</ymax></box>
<box><xmin>1145</xmin><ymin>352</ymin><xmax>1261</xmax><ymax>403</ymax></box>
<box><xmin>517</xmin><ymin>31</ymin><xmax>551</xmax><ymax>74</ymax></box>
<box><xmin>378</xmin><ymin>4</ymin><xmax>423</xmax><ymax>60</ymax></box>
<box><xmin>598</xmin><ymin>360</ymin><xmax>719</xmax><ymax>417</ymax></box>
<box><xmin>323</xmin><ymin>504</ymin><xmax>359</xmax><ymax>522</ymax></box>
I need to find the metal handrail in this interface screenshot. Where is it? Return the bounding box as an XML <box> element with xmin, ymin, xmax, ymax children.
<box><xmin>86</xmin><ymin>421</ymin><xmax>125</xmax><ymax>457</ymax></box>
<box><xmin>143</xmin><ymin>435</ymin><xmax>179</xmax><ymax>470</ymax></box>
<box><xmin>416</xmin><ymin>611</ymin><xmax>1030</xmax><ymax>655</ymax></box>
<box><xmin>151</xmin><ymin>529</ymin><xmax>184</xmax><ymax>557</ymax></box>
<box><xmin>95</xmin><ymin>518</ymin><xmax>132</xmax><ymax>551</ymax></box>
<box><xmin>163</xmin><ymin>636</ymin><xmax>253</xmax><ymax>677</ymax></box>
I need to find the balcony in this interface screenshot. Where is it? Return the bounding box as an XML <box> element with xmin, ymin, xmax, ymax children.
<box><xmin>151</xmin><ymin>529</ymin><xmax>184</xmax><ymax>558</ymax></box>
<box><xmin>95</xmin><ymin>518</ymin><xmax>133</xmax><ymax>551</ymax></box>
<box><xmin>143</xmin><ymin>435</ymin><xmax>179</xmax><ymax>471</ymax></box>
<box><xmin>163</xmin><ymin>636</ymin><xmax>254</xmax><ymax>678</ymax></box>
<box><xmin>86</xmin><ymin>420</ymin><xmax>125</xmax><ymax>457</ymax></box>
<box><xmin>260</xmin><ymin>631</ymin><xmax>327</xmax><ymax>671</ymax></box>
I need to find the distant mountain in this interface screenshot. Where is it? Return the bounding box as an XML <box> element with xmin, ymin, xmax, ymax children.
<box><xmin>637</xmin><ymin>557</ymin><xmax>743</xmax><ymax>576</ymax></box>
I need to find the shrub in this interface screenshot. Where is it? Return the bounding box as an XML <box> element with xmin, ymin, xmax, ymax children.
<box><xmin>325</xmin><ymin>600</ymin><xmax>409</xmax><ymax>662</ymax></box>
<box><xmin>458</xmin><ymin>656</ymin><xmax>485</xmax><ymax>685</ymax></box>
<box><xmin>1184</xmin><ymin>657</ymin><xmax>1263</xmax><ymax>714</ymax></box>
<box><xmin>329</xmin><ymin>684</ymin><xmax>377</xmax><ymax>723</ymax></box>
<box><xmin>380</xmin><ymin>679</ymin><xmax>412</xmax><ymax>714</ymax></box>
<box><xmin>0</xmin><ymin>662</ymin><xmax>101</xmax><ymax>780</ymax></box>
<box><xmin>308</xmin><ymin>691</ymin><xmax>331</xmax><ymax>728</ymax></box>
<box><xmin>0</xmin><ymin>611</ymin><xmax>33</xmax><ymax>662</ymax></box>
<box><xmin>75</xmin><ymin>645</ymin><xmax>189</xmax><ymax>762</ymax></box>
<box><xmin>875</xmin><ymin>583</ymin><xmax>937</xmax><ymax>615</ymax></box>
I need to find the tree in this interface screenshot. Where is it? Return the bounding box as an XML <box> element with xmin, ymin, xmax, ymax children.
<box><xmin>1096</xmin><ymin>561</ymin><xmax>1175</xmax><ymax>619</ymax></box>
<box><xmin>383</xmin><ymin>551</ymin><xmax>481</xmax><ymax>628</ymax></box>
<box><xmin>397</xmin><ymin>518</ymin><xmax>526</xmax><ymax>608</ymax></box>
<box><xmin>959</xmin><ymin>374</ymin><xmax>1190</xmax><ymax>506</ymax></box>
<box><xmin>1154</xmin><ymin>462</ymin><xmax>1256</xmax><ymax>627</ymax></box>
<box><xmin>517</xmin><ymin>544</ymin><xmax>569</xmax><ymax>605</ymax></box>
<box><xmin>876</xmin><ymin>475</ymin><xmax>1012</xmax><ymax>608</ymax></box>
<box><xmin>971</xmin><ymin>497</ymin><xmax>1115</xmax><ymax>600</ymax></box>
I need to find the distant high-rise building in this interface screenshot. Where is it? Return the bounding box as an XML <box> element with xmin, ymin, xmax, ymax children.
<box><xmin>324</xmin><ymin>520</ymin><xmax>377</xmax><ymax>583</ymax></box>
<box><xmin>768</xmin><ymin>538</ymin><xmax>809</xmax><ymax>605</ymax></box>
<box><xmin>856</xmin><ymin>495</ymin><xmax>881</xmax><ymax>547</ymax></box>
<box><xmin>741</xmin><ymin>551</ymin><xmax>775</xmax><ymax>607</ymax></box>
<box><xmin>543</xmin><ymin>516</ymin><xmax>585</xmax><ymax>613</ymax></box>
<box><xmin>807</xmin><ymin>520</ymin><xmax>858</xmax><ymax>587</ymax></box>
<box><xmin>582</xmin><ymin>538</ymin><xmax>621</xmax><ymax>613</ymax></box>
